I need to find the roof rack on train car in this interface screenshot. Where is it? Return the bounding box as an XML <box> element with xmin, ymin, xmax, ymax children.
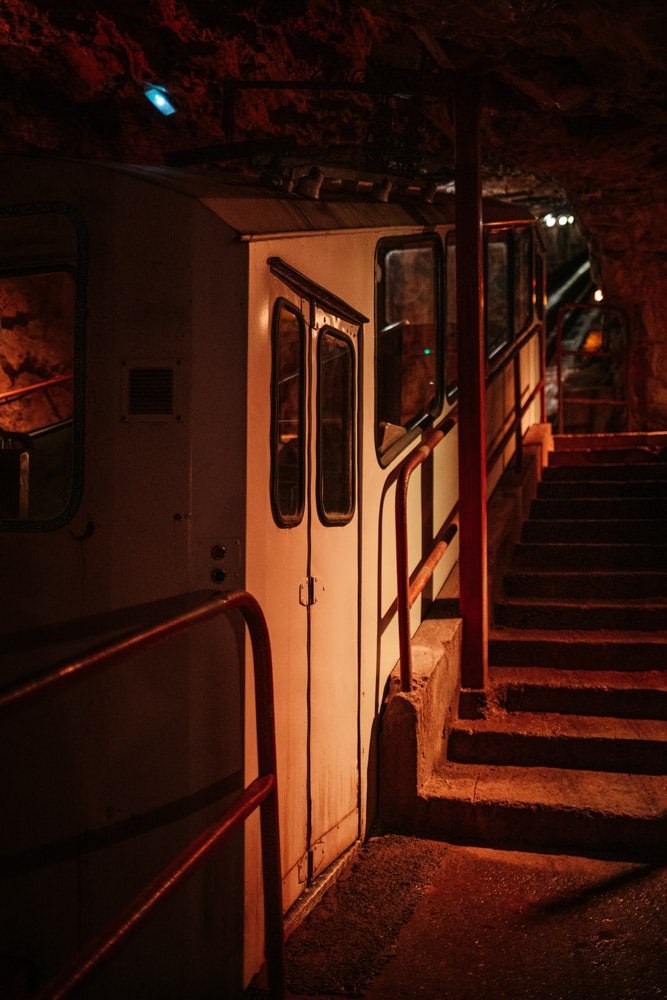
<box><xmin>165</xmin><ymin>151</ymin><xmax>456</xmax><ymax>207</ymax></box>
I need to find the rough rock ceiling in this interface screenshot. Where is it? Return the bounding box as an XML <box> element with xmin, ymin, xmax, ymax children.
<box><xmin>1</xmin><ymin>3</ymin><xmax>663</xmax><ymax>199</ymax></box>
<box><xmin>1</xmin><ymin>1</ymin><xmax>666</xmax><ymax>425</ymax></box>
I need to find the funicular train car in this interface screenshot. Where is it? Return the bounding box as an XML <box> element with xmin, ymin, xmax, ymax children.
<box><xmin>0</xmin><ymin>156</ymin><xmax>545</xmax><ymax>997</ymax></box>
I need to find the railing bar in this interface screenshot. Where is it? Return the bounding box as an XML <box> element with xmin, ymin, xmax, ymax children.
<box><xmin>486</xmin><ymin>322</ymin><xmax>541</xmax><ymax>385</ymax></box>
<box><xmin>555</xmin><ymin>302</ymin><xmax>629</xmax><ymax>435</ymax></box>
<box><xmin>36</xmin><ymin>775</ymin><xmax>277</xmax><ymax>1000</ymax></box>
<box><xmin>3</xmin><ymin>589</ymin><xmax>285</xmax><ymax>999</ymax></box>
<box><xmin>486</xmin><ymin>378</ymin><xmax>544</xmax><ymax>474</ymax></box>
<box><xmin>396</xmin><ymin>428</ymin><xmax>446</xmax><ymax>692</ymax></box>
<box><xmin>0</xmin><ymin>593</ymin><xmax>229</xmax><ymax>716</ymax></box>
<box><xmin>407</xmin><ymin>539</ymin><xmax>449</xmax><ymax>609</ymax></box>
<box><xmin>561</xmin><ymin>396</ymin><xmax>626</xmax><ymax>407</ymax></box>
<box><xmin>560</xmin><ymin>349</ymin><xmax>613</xmax><ymax>358</ymax></box>
<box><xmin>0</xmin><ymin>373</ymin><xmax>73</xmax><ymax>406</ymax></box>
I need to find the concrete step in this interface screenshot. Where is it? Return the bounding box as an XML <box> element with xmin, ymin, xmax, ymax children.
<box><xmin>511</xmin><ymin>541</ymin><xmax>667</xmax><ymax>571</ymax></box>
<box><xmin>543</xmin><ymin>462</ymin><xmax>667</xmax><ymax>481</ymax></box>
<box><xmin>417</xmin><ymin>763</ymin><xmax>667</xmax><ymax>860</ymax></box>
<box><xmin>406</xmin><ymin>434</ymin><xmax>667</xmax><ymax>861</ymax></box>
<box><xmin>489</xmin><ymin>628</ymin><xmax>667</xmax><ymax>670</ymax></box>
<box><xmin>503</xmin><ymin>569</ymin><xmax>667</xmax><ymax>599</ymax></box>
<box><xmin>484</xmin><ymin>666</ymin><xmax>667</xmax><ymax>720</ymax></box>
<box><xmin>537</xmin><ymin>478</ymin><xmax>667</xmax><ymax>499</ymax></box>
<box><xmin>495</xmin><ymin>596</ymin><xmax>667</xmax><ymax>631</ymax></box>
<box><xmin>552</xmin><ymin>432</ymin><xmax>667</xmax><ymax>455</ymax></box>
<box><xmin>521</xmin><ymin>517</ymin><xmax>664</xmax><ymax>543</ymax></box>
<box><xmin>447</xmin><ymin>712</ymin><xmax>667</xmax><ymax>774</ymax></box>
<box><xmin>530</xmin><ymin>496</ymin><xmax>667</xmax><ymax>519</ymax></box>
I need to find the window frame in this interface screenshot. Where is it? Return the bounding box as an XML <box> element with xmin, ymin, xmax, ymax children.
<box><xmin>270</xmin><ymin>296</ymin><xmax>307</xmax><ymax>528</ymax></box>
<box><xmin>484</xmin><ymin>226</ymin><xmax>513</xmax><ymax>363</ymax></box>
<box><xmin>444</xmin><ymin>230</ymin><xmax>458</xmax><ymax>402</ymax></box>
<box><xmin>512</xmin><ymin>224</ymin><xmax>535</xmax><ymax>340</ymax></box>
<box><xmin>316</xmin><ymin>325</ymin><xmax>356</xmax><ymax>526</ymax></box>
<box><xmin>0</xmin><ymin>204</ymin><xmax>87</xmax><ymax>532</ymax></box>
<box><xmin>374</xmin><ymin>233</ymin><xmax>444</xmax><ymax>467</ymax></box>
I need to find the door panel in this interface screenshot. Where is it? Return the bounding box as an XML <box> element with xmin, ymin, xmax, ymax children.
<box><xmin>308</xmin><ymin>312</ymin><xmax>359</xmax><ymax>876</ymax></box>
<box><xmin>267</xmin><ymin>290</ymin><xmax>310</xmax><ymax>905</ymax></box>
<box><xmin>268</xmin><ymin>286</ymin><xmax>360</xmax><ymax>894</ymax></box>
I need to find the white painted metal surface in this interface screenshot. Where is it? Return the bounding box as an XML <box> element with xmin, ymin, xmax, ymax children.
<box><xmin>0</xmin><ymin>155</ymin><xmax>544</xmax><ymax>994</ymax></box>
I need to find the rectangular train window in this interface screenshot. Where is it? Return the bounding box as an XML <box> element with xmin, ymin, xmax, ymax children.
<box><xmin>375</xmin><ymin>235</ymin><xmax>442</xmax><ymax>463</ymax></box>
<box><xmin>513</xmin><ymin>226</ymin><xmax>534</xmax><ymax>337</ymax></box>
<box><xmin>0</xmin><ymin>209</ymin><xmax>85</xmax><ymax>528</ymax></box>
<box><xmin>485</xmin><ymin>229</ymin><xmax>511</xmax><ymax>360</ymax></box>
<box><xmin>271</xmin><ymin>298</ymin><xmax>306</xmax><ymax>526</ymax></box>
<box><xmin>317</xmin><ymin>328</ymin><xmax>355</xmax><ymax>524</ymax></box>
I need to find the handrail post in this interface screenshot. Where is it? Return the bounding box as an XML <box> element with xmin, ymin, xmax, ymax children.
<box><xmin>539</xmin><ymin>320</ymin><xmax>547</xmax><ymax>424</ymax></box>
<box><xmin>513</xmin><ymin>352</ymin><xmax>524</xmax><ymax>470</ymax></box>
<box><xmin>454</xmin><ymin>74</ymin><xmax>488</xmax><ymax>693</ymax></box>
<box><xmin>556</xmin><ymin>307</ymin><xmax>565</xmax><ymax>434</ymax></box>
<box><xmin>230</xmin><ymin>592</ymin><xmax>285</xmax><ymax>999</ymax></box>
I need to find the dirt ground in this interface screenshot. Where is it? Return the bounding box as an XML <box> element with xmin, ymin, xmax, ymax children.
<box><xmin>248</xmin><ymin>834</ymin><xmax>667</xmax><ymax>1000</ymax></box>
<box><xmin>283</xmin><ymin>835</ymin><xmax>448</xmax><ymax>997</ymax></box>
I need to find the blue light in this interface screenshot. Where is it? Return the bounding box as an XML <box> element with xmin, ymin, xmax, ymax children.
<box><xmin>144</xmin><ymin>83</ymin><xmax>177</xmax><ymax>117</ymax></box>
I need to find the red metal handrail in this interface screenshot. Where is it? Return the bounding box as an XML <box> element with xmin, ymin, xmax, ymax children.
<box><xmin>0</xmin><ymin>373</ymin><xmax>73</xmax><ymax>406</ymax></box>
<box><xmin>555</xmin><ymin>303</ymin><xmax>627</xmax><ymax>434</ymax></box>
<box><xmin>0</xmin><ymin>590</ymin><xmax>285</xmax><ymax>1000</ymax></box>
<box><xmin>395</xmin><ymin>424</ymin><xmax>457</xmax><ymax>691</ymax></box>
<box><xmin>486</xmin><ymin>321</ymin><xmax>546</xmax><ymax>472</ymax></box>
<box><xmin>394</xmin><ymin>320</ymin><xmax>545</xmax><ymax>695</ymax></box>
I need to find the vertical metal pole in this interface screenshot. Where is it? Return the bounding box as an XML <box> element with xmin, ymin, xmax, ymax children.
<box><xmin>454</xmin><ymin>75</ymin><xmax>488</xmax><ymax>692</ymax></box>
<box><xmin>556</xmin><ymin>308</ymin><xmax>565</xmax><ymax>434</ymax></box>
<box><xmin>513</xmin><ymin>352</ymin><xmax>524</xmax><ymax>470</ymax></box>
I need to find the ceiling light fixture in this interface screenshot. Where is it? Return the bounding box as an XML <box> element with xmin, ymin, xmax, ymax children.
<box><xmin>144</xmin><ymin>83</ymin><xmax>177</xmax><ymax>117</ymax></box>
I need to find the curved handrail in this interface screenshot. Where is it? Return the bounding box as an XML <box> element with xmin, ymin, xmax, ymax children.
<box><xmin>0</xmin><ymin>589</ymin><xmax>285</xmax><ymax>1000</ymax></box>
<box><xmin>395</xmin><ymin>423</ymin><xmax>457</xmax><ymax>691</ymax></box>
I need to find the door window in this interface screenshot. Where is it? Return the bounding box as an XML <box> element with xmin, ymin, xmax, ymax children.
<box><xmin>270</xmin><ymin>299</ymin><xmax>306</xmax><ymax>527</ymax></box>
<box><xmin>317</xmin><ymin>328</ymin><xmax>355</xmax><ymax>525</ymax></box>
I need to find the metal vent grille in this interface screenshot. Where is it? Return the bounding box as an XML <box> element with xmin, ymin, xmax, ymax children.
<box><xmin>121</xmin><ymin>360</ymin><xmax>181</xmax><ymax>422</ymax></box>
<box><xmin>128</xmin><ymin>367</ymin><xmax>174</xmax><ymax>415</ymax></box>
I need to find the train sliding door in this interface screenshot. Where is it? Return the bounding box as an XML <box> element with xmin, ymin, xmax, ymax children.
<box><xmin>307</xmin><ymin>306</ymin><xmax>359</xmax><ymax>878</ymax></box>
<box><xmin>268</xmin><ymin>280</ymin><xmax>360</xmax><ymax>899</ymax></box>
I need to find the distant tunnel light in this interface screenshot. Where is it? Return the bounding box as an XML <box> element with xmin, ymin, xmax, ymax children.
<box><xmin>543</xmin><ymin>212</ymin><xmax>575</xmax><ymax>228</ymax></box>
<box><xmin>594</xmin><ymin>288</ymin><xmax>604</xmax><ymax>302</ymax></box>
<box><xmin>144</xmin><ymin>83</ymin><xmax>177</xmax><ymax>116</ymax></box>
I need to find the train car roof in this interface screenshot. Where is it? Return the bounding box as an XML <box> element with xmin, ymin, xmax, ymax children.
<box><xmin>0</xmin><ymin>155</ymin><xmax>537</xmax><ymax>237</ymax></box>
<box><xmin>125</xmin><ymin>163</ymin><xmax>537</xmax><ymax>237</ymax></box>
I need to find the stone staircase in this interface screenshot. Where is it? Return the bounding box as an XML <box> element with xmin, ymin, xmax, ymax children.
<box><xmin>379</xmin><ymin>433</ymin><xmax>667</xmax><ymax>860</ymax></box>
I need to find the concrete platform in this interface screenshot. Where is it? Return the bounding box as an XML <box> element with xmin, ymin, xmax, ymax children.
<box><xmin>247</xmin><ymin>835</ymin><xmax>667</xmax><ymax>999</ymax></box>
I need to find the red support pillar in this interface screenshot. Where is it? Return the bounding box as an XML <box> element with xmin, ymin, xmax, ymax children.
<box><xmin>454</xmin><ymin>75</ymin><xmax>488</xmax><ymax>692</ymax></box>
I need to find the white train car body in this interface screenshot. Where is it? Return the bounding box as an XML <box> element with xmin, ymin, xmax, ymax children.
<box><xmin>0</xmin><ymin>157</ymin><xmax>544</xmax><ymax>996</ymax></box>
